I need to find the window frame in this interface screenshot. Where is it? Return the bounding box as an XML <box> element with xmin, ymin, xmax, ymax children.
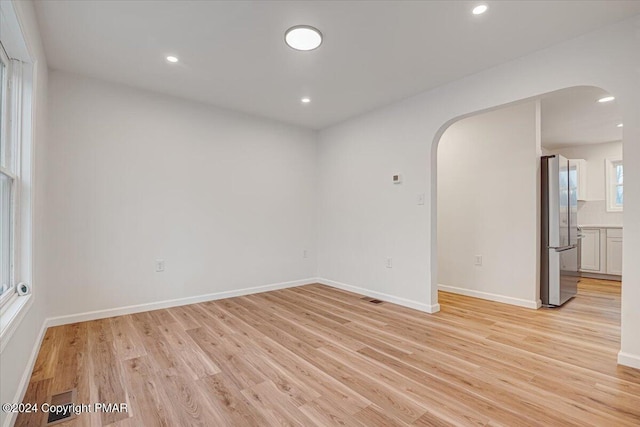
<box><xmin>0</xmin><ymin>41</ymin><xmax>16</xmax><ymax>309</ymax></box>
<box><xmin>605</xmin><ymin>157</ymin><xmax>623</xmax><ymax>212</ymax></box>
<box><xmin>0</xmin><ymin>168</ymin><xmax>16</xmax><ymax>308</ymax></box>
<box><xmin>0</xmin><ymin>41</ymin><xmax>9</xmax><ymax>167</ymax></box>
<box><xmin>0</xmin><ymin>0</ymin><xmax>35</xmax><ymax>349</ymax></box>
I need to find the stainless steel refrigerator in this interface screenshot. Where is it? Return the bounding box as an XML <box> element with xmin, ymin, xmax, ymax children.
<box><xmin>541</xmin><ymin>155</ymin><xmax>579</xmax><ymax>306</ymax></box>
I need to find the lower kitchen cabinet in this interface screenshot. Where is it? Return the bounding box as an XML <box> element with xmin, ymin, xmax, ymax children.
<box><xmin>579</xmin><ymin>227</ymin><xmax>622</xmax><ymax>278</ymax></box>
<box><xmin>606</xmin><ymin>228</ymin><xmax>623</xmax><ymax>275</ymax></box>
<box><xmin>580</xmin><ymin>229</ymin><xmax>601</xmax><ymax>271</ymax></box>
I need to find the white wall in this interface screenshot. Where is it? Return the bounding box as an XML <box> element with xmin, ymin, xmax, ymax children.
<box><xmin>317</xmin><ymin>15</ymin><xmax>640</xmax><ymax>367</ymax></box>
<box><xmin>549</xmin><ymin>141</ymin><xmax>623</xmax><ymax>226</ymax></box>
<box><xmin>0</xmin><ymin>1</ymin><xmax>48</xmax><ymax>426</ymax></box>
<box><xmin>44</xmin><ymin>70</ymin><xmax>318</xmax><ymax>318</ymax></box>
<box><xmin>437</xmin><ymin>102</ymin><xmax>539</xmax><ymax>307</ymax></box>
<box><xmin>317</xmin><ymin>105</ymin><xmax>437</xmax><ymax>312</ymax></box>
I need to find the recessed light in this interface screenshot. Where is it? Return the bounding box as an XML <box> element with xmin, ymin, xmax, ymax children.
<box><xmin>597</xmin><ymin>96</ymin><xmax>615</xmax><ymax>103</ymax></box>
<box><xmin>301</xmin><ymin>97</ymin><xmax>311</xmax><ymax>104</ymax></box>
<box><xmin>285</xmin><ymin>25</ymin><xmax>322</xmax><ymax>51</ymax></box>
<box><xmin>472</xmin><ymin>4</ymin><xmax>488</xmax><ymax>15</ymax></box>
<box><xmin>617</xmin><ymin>123</ymin><xmax>623</xmax><ymax>128</ymax></box>
<box><xmin>166</xmin><ymin>56</ymin><xmax>179</xmax><ymax>63</ymax></box>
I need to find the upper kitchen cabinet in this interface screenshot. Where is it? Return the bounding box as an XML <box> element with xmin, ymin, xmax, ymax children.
<box><xmin>569</xmin><ymin>159</ymin><xmax>587</xmax><ymax>201</ymax></box>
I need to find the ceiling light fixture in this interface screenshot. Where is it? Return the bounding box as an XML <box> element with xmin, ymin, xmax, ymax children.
<box><xmin>166</xmin><ymin>55</ymin><xmax>179</xmax><ymax>63</ymax></box>
<box><xmin>285</xmin><ymin>25</ymin><xmax>322</xmax><ymax>51</ymax></box>
<box><xmin>617</xmin><ymin>123</ymin><xmax>623</xmax><ymax>128</ymax></box>
<box><xmin>301</xmin><ymin>97</ymin><xmax>311</xmax><ymax>104</ymax></box>
<box><xmin>472</xmin><ymin>4</ymin><xmax>488</xmax><ymax>15</ymax></box>
<box><xmin>597</xmin><ymin>96</ymin><xmax>615</xmax><ymax>103</ymax></box>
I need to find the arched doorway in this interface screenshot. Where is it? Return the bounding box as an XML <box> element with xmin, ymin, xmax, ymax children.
<box><xmin>431</xmin><ymin>85</ymin><xmax>624</xmax><ymax>355</ymax></box>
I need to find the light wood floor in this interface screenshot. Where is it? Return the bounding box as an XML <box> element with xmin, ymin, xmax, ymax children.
<box><xmin>16</xmin><ymin>278</ymin><xmax>640</xmax><ymax>426</ymax></box>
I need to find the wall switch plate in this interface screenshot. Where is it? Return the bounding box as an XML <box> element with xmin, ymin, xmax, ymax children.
<box><xmin>474</xmin><ymin>255</ymin><xmax>482</xmax><ymax>266</ymax></box>
<box><xmin>155</xmin><ymin>259</ymin><xmax>165</xmax><ymax>272</ymax></box>
<box><xmin>386</xmin><ymin>258</ymin><xmax>393</xmax><ymax>268</ymax></box>
<box><xmin>417</xmin><ymin>193</ymin><xmax>425</xmax><ymax>205</ymax></box>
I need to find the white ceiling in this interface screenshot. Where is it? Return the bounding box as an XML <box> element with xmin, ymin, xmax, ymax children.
<box><xmin>541</xmin><ymin>86</ymin><xmax>623</xmax><ymax>149</ymax></box>
<box><xmin>34</xmin><ymin>1</ymin><xmax>640</xmax><ymax>130</ymax></box>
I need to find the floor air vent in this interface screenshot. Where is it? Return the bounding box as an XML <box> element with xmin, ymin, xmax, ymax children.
<box><xmin>45</xmin><ymin>389</ymin><xmax>77</xmax><ymax>426</ymax></box>
<box><xmin>361</xmin><ymin>297</ymin><xmax>384</xmax><ymax>304</ymax></box>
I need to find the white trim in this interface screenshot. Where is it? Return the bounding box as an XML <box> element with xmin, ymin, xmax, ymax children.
<box><xmin>317</xmin><ymin>277</ymin><xmax>441</xmax><ymax>313</ymax></box>
<box><xmin>45</xmin><ymin>278</ymin><xmax>316</xmax><ymax>327</ymax></box>
<box><xmin>438</xmin><ymin>284</ymin><xmax>541</xmax><ymax>309</ymax></box>
<box><xmin>617</xmin><ymin>351</ymin><xmax>640</xmax><ymax>370</ymax></box>
<box><xmin>2</xmin><ymin>318</ymin><xmax>46</xmax><ymax>427</ymax></box>
<box><xmin>0</xmin><ymin>293</ymin><xmax>32</xmax><ymax>352</ymax></box>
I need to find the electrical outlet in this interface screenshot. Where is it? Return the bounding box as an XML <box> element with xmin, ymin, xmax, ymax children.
<box><xmin>303</xmin><ymin>249</ymin><xmax>308</xmax><ymax>258</ymax></box>
<box><xmin>386</xmin><ymin>258</ymin><xmax>393</xmax><ymax>268</ymax></box>
<box><xmin>474</xmin><ymin>255</ymin><xmax>482</xmax><ymax>266</ymax></box>
<box><xmin>155</xmin><ymin>259</ymin><xmax>165</xmax><ymax>272</ymax></box>
<box><xmin>417</xmin><ymin>193</ymin><xmax>425</xmax><ymax>205</ymax></box>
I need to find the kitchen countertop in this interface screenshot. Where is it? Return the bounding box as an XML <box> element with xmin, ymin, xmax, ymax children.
<box><xmin>578</xmin><ymin>225</ymin><xmax>623</xmax><ymax>228</ymax></box>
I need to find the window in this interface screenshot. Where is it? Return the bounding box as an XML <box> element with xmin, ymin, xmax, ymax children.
<box><xmin>0</xmin><ymin>1</ymin><xmax>35</xmax><ymax>344</ymax></box>
<box><xmin>0</xmin><ymin>42</ymin><xmax>14</xmax><ymax>308</ymax></box>
<box><xmin>606</xmin><ymin>158</ymin><xmax>623</xmax><ymax>212</ymax></box>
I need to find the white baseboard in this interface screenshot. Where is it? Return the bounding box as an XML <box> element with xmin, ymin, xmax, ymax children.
<box><xmin>317</xmin><ymin>278</ymin><xmax>440</xmax><ymax>313</ymax></box>
<box><xmin>618</xmin><ymin>351</ymin><xmax>640</xmax><ymax>369</ymax></box>
<box><xmin>3</xmin><ymin>321</ymin><xmax>48</xmax><ymax>427</ymax></box>
<box><xmin>438</xmin><ymin>284</ymin><xmax>540</xmax><ymax>309</ymax></box>
<box><xmin>45</xmin><ymin>278</ymin><xmax>316</xmax><ymax>327</ymax></box>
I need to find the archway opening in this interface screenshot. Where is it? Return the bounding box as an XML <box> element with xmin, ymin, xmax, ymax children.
<box><xmin>432</xmin><ymin>85</ymin><xmax>623</xmax><ymax>340</ymax></box>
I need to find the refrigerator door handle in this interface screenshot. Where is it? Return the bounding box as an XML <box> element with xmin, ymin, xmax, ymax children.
<box><xmin>551</xmin><ymin>245</ymin><xmax>576</xmax><ymax>252</ymax></box>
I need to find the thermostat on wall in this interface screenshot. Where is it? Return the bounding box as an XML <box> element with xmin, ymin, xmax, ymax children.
<box><xmin>392</xmin><ymin>174</ymin><xmax>402</xmax><ymax>184</ymax></box>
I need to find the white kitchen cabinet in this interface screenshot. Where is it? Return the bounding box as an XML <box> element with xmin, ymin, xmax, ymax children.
<box><xmin>579</xmin><ymin>227</ymin><xmax>622</xmax><ymax>277</ymax></box>
<box><xmin>580</xmin><ymin>228</ymin><xmax>600</xmax><ymax>272</ymax></box>
<box><xmin>606</xmin><ymin>228</ymin><xmax>623</xmax><ymax>275</ymax></box>
<box><xmin>569</xmin><ymin>159</ymin><xmax>588</xmax><ymax>201</ymax></box>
